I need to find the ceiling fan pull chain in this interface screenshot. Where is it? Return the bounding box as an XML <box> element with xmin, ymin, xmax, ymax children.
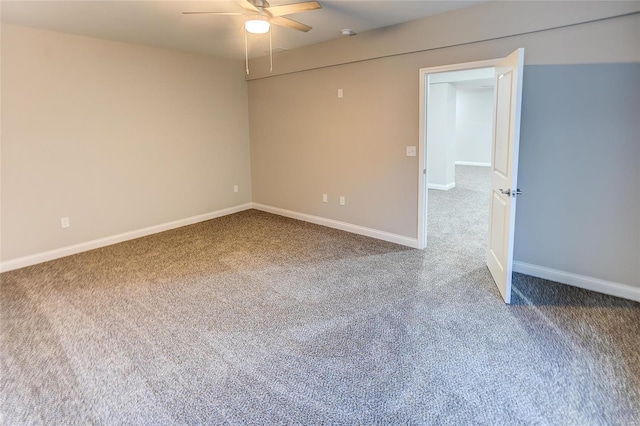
<box><xmin>245</xmin><ymin>25</ymin><xmax>249</xmax><ymax>75</ymax></box>
<box><xmin>269</xmin><ymin>27</ymin><xmax>273</xmax><ymax>73</ymax></box>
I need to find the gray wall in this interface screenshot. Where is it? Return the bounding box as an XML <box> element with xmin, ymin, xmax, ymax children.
<box><xmin>516</xmin><ymin>63</ymin><xmax>640</xmax><ymax>287</ymax></box>
<box><xmin>2</xmin><ymin>3</ymin><xmax>638</xmax><ymax>289</ymax></box>
<box><xmin>248</xmin><ymin>6</ymin><xmax>640</xmax><ymax>288</ymax></box>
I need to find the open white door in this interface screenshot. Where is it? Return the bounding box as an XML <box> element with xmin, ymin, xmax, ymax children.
<box><xmin>487</xmin><ymin>48</ymin><xmax>524</xmax><ymax>304</ymax></box>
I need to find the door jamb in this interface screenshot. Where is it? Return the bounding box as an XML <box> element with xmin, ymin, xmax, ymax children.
<box><xmin>417</xmin><ymin>58</ymin><xmax>501</xmax><ymax>250</ymax></box>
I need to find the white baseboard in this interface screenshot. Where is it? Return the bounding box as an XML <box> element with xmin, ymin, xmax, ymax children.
<box><xmin>0</xmin><ymin>203</ymin><xmax>253</xmax><ymax>273</ymax></box>
<box><xmin>252</xmin><ymin>203</ymin><xmax>420</xmax><ymax>249</ymax></box>
<box><xmin>513</xmin><ymin>261</ymin><xmax>639</xmax><ymax>302</ymax></box>
<box><xmin>428</xmin><ymin>182</ymin><xmax>456</xmax><ymax>191</ymax></box>
<box><xmin>455</xmin><ymin>161</ymin><xmax>491</xmax><ymax>167</ymax></box>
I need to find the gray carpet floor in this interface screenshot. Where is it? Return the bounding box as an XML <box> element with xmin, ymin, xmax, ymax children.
<box><xmin>1</xmin><ymin>166</ymin><xmax>639</xmax><ymax>424</ymax></box>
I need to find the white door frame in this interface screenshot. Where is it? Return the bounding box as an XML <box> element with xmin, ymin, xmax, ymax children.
<box><xmin>417</xmin><ymin>58</ymin><xmax>501</xmax><ymax>250</ymax></box>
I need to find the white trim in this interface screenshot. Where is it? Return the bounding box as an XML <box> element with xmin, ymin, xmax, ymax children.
<box><xmin>0</xmin><ymin>203</ymin><xmax>253</xmax><ymax>273</ymax></box>
<box><xmin>455</xmin><ymin>161</ymin><xmax>491</xmax><ymax>167</ymax></box>
<box><xmin>418</xmin><ymin>58</ymin><xmax>501</xmax><ymax>250</ymax></box>
<box><xmin>513</xmin><ymin>261</ymin><xmax>640</xmax><ymax>302</ymax></box>
<box><xmin>252</xmin><ymin>203</ymin><xmax>419</xmax><ymax>248</ymax></box>
<box><xmin>427</xmin><ymin>182</ymin><xmax>456</xmax><ymax>191</ymax></box>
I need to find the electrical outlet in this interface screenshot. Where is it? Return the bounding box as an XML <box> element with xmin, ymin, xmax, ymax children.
<box><xmin>340</xmin><ymin>196</ymin><xmax>346</xmax><ymax>206</ymax></box>
<box><xmin>406</xmin><ymin>146</ymin><xmax>417</xmax><ymax>157</ymax></box>
<box><xmin>234</xmin><ymin>185</ymin><xmax>239</xmax><ymax>193</ymax></box>
<box><xmin>323</xmin><ymin>194</ymin><xmax>328</xmax><ymax>203</ymax></box>
<box><xmin>61</xmin><ymin>217</ymin><xmax>70</xmax><ymax>228</ymax></box>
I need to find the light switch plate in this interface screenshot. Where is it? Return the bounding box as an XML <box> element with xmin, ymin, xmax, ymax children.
<box><xmin>406</xmin><ymin>146</ymin><xmax>417</xmax><ymax>157</ymax></box>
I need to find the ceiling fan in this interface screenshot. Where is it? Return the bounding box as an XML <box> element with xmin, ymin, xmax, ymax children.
<box><xmin>183</xmin><ymin>0</ymin><xmax>322</xmax><ymax>74</ymax></box>
<box><xmin>183</xmin><ymin>0</ymin><xmax>322</xmax><ymax>34</ymax></box>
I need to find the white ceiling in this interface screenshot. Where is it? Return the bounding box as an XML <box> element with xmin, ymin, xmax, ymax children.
<box><xmin>1</xmin><ymin>1</ymin><xmax>484</xmax><ymax>59</ymax></box>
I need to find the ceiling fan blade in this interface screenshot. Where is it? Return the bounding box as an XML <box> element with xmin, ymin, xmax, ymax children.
<box><xmin>182</xmin><ymin>12</ymin><xmax>243</xmax><ymax>15</ymax></box>
<box><xmin>270</xmin><ymin>16</ymin><xmax>312</xmax><ymax>32</ymax></box>
<box><xmin>234</xmin><ymin>0</ymin><xmax>260</xmax><ymax>12</ymax></box>
<box><xmin>267</xmin><ymin>1</ymin><xmax>321</xmax><ymax>17</ymax></box>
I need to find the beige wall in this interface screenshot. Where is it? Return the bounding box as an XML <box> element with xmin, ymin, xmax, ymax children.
<box><xmin>249</xmin><ymin>10</ymin><xmax>639</xmax><ymax>236</ymax></box>
<box><xmin>1</xmin><ymin>3</ymin><xmax>639</xmax><ymax>289</ymax></box>
<box><xmin>248</xmin><ymin>5</ymin><xmax>640</xmax><ymax>288</ymax></box>
<box><xmin>1</xmin><ymin>24</ymin><xmax>251</xmax><ymax>261</ymax></box>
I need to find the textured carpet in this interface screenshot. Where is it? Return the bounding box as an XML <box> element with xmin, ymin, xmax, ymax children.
<box><xmin>1</xmin><ymin>167</ymin><xmax>639</xmax><ymax>424</ymax></box>
<box><xmin>427</xmin><ymin>165</ymin><xmax>491</xmax><ymax>253</ymax></box>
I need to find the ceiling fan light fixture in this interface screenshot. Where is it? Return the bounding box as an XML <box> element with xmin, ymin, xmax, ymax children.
<box><xmin>245</xmin><ymin>18</ymin><xmax>270</xmax><ymax>34</ymax></box>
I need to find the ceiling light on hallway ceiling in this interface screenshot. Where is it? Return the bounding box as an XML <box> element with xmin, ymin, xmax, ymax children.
<box><xmin>341</xmin><ymin>29</ymin><xmax>356</xmax><ymax>36</ymax></box>
<box><xmin>245</xmin><ymin>17</ymin><xmax>270</xmax><ymax>34</ymax></box>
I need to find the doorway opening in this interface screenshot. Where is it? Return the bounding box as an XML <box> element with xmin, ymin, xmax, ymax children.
<box><xmin>417</xmin><ymin>59</ymin><xmax>500</xmax><ymax>250</ymax></box>
<box><xmin>417</xmin><ymin>50</ymin><xmax>525</xmax><ymax>304</ymax></box>
<box><xmin>425</xmin><ymin>67</ymin><xmax>495</xmax><ymax>252</ymax></box>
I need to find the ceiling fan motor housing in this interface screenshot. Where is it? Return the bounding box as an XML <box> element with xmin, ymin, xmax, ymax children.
<box><xmin>251</xmin><ymin>0</ymin><xmax>270</xmax><ymax>9</ymax></box>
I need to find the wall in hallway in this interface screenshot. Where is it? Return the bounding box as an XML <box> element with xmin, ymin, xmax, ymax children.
<box><xmin>455</xmin><ymin>87</ymin><xmax>494</xmax><ymax>166</ymax></box>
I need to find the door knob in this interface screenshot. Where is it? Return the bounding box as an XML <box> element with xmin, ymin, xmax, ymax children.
<box><xmin>499</xmin><ymin>188</ymin><xmax>523</xmax><ymax>197</ymax></box>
